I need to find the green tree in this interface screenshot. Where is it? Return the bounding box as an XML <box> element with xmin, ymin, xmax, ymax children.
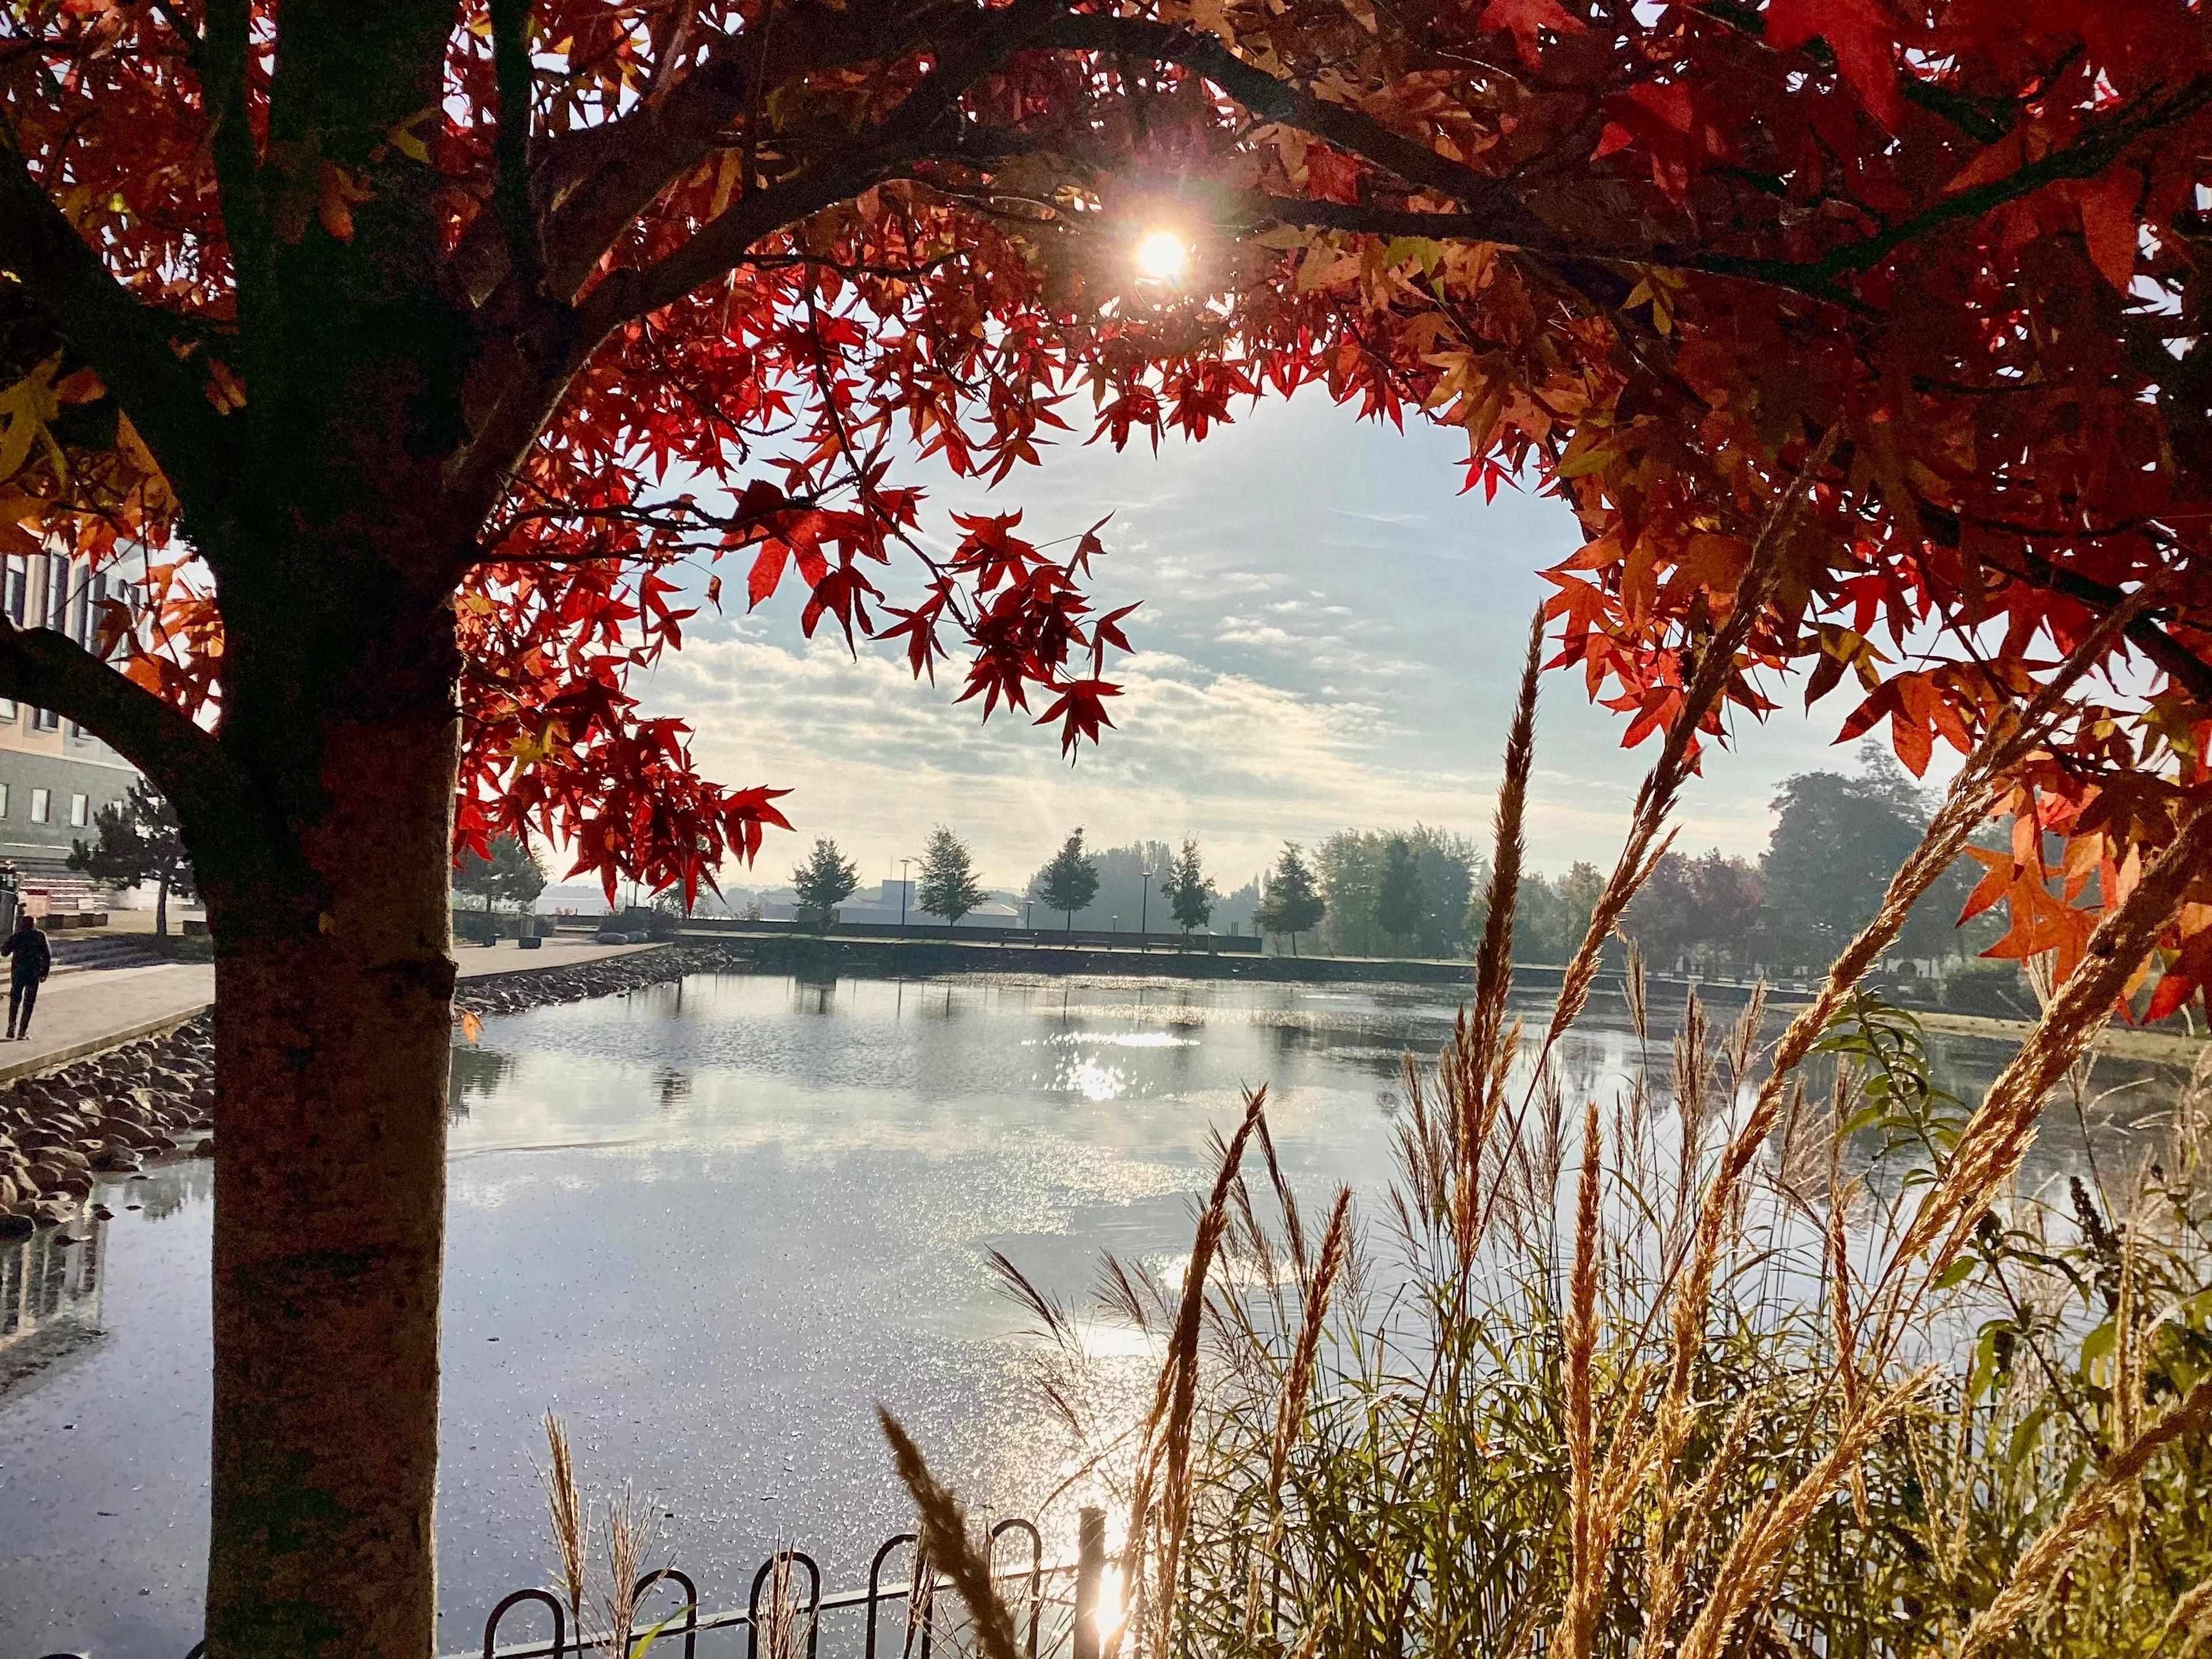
<box><xmin>916</xmin><ymin>826</ymin><xmax>988</xmax><ymax>924</ymax></box>
<box><xmin>1759</xmin><ymin>747</ymin><xmax>1975</xmax><ymax>972</ymax></box>
<box><xmin>1162</xmin><ymin>836</ymin><xmax>1215</xmax><ymax>937</ymax></box>
<box><xmin>1255</xmin><ymin>843</ymin><xmax>1325</xmax><ymax>955</ymax></box>
<box><xmin>1374</xmin><ymin>837</ymin><xmax>1426</xmax><ymax>953</ymax></box>
<box><xmin>67</xmin><ymin>779</ymin><xmax>195</xmax><ymax>935</ymax></box>
<box><xmin>1623</xmin><ymin>849</ymin><xmax>1762</xmax><ymax>974</ymax></box>
<box><xmin>792</xmin><ymin>837</ymin><xmax>860</xmax><ymax>928</ymax></box>
<box><xmin>452</xmin><ymin>835</ymin><xmax>546</xmax><ymax>941</ymax></box>
<box><xmin>1034</xmin><ymin>828</ymin><xmax>1101</xmax><ymax>929</ymax></box>
<box><xmin>453</xmin><ymin>834</ymin><xmax>545</xmax><ymax>911</ymax></box>
<box><xmin>1320</xmin><ymin>827</ymin><xmax>1479</xmax><ymax>956</ymax></box>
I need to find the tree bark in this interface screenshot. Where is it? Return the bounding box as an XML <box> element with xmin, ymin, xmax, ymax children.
<box><xmin>200</xmin><ymin>603</ymin><xmax>461</xmax><ymax>1659</ymax></box>
<box><xmin>156</xmin><ymin>877</ymin><xmax>168</xmax><ymax>938</ymax></box>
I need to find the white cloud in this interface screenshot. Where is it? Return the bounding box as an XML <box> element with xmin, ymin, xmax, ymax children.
<box><xmin>630</xmin><ymin>392</ymin><xmax>1870</xmax><ymax>890</ymax></box>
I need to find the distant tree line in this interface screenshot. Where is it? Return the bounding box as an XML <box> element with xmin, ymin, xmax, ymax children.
<box><xmin>767</xmin><ymin>747</ymin><xmax>1987</xmax><ymax>970</ymax></box>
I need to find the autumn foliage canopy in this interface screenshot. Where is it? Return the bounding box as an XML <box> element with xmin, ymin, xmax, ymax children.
<box><xmin>4</xmin><ymin>0</ymin><xmax>2211</xmax><ymax>1012</ymax></box>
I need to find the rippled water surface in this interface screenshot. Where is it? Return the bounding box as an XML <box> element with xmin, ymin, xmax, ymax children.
<box><xmin>0</xmin><ymin>969</ymin><xmax>2190</xmax><ymax>1657</ymax></box>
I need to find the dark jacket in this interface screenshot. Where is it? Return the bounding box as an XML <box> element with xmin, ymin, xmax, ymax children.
<box><xmin>2</xmin><ymin>927</ymin><xmax>51</xmax><ymax>983</ymax></box>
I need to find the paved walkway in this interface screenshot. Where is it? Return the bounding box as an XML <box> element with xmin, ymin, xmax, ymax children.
<box><xmin>0</xmin><ymin>939</ymin><xmax>666</xmax><ymax>1082</ymax></box>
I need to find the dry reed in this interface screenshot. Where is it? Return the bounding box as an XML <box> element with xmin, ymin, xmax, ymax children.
<box><xmin>1268</xmin><ymin>1187</ymin><xmax>1353</xmax><ymax>1497</ymax></box>
<box><xmin>1558</xmin><ymin>1099</ymin><xmax>1607</xmax><ymax>1659</ymax></box>
<box><xmin>878</xmin><ymin>1408</ymin><xmax>1022</xmax><ymax>1659</ymax></box>
<box><xmin>1675</xmin><ymin>1371</ymin><xmax>1934</xmax><ymax>1659</ymax></box>
<box><xmin>1954</xmin><ymin>1374</ymin><xmax>2212</xmax><ymax>1659</ymax></box>
<box><xmin>543</xmin><ymin>1411</ymin><xmax>592</xmax><ymax>1633</ymax></box>
<box><xmin>602</xmin><ymin>1481</ymin><xmax>650</xmax><ymax>1659</ymax></box>
<box><xmin>1457</xmin><ymin>607</ymin><xmax>1544</xmax><ymax>1249</ymax></box>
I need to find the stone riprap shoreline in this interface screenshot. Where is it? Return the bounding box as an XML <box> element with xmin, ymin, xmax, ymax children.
<box><xmin>0</xmin><ymin>1013</ymin><xmax>214</xmax><ymax>1237</ymax></box>
<box><xmin>454</xmin><ymin>940</ymin><xmax>700</xmax><ymax>1015</ymax></box>
<box><xmin>0</xmin><ymin>945</ymin><xmax>694</xmax><ymax>1238</ymax></box>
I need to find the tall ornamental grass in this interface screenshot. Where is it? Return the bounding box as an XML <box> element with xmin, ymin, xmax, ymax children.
<box><xmin>921</xmin><ymin>566</ymin><xmax>2212</xmax><ymax>1659</ymax></box>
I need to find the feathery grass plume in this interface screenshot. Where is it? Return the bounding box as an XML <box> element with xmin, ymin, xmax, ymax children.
<box><xmin>2158</xmin><ymin>1568</ymin><xmax>2212</xmax><ymax>1659</ymax></box>
<box><xmin>1456</xmin><ymin>606</ymin><xmax>1544</xmax><ymax>1245</ymax></box>
<box><xmin>1147</xmin><ymin>1087</ymin><xmax>1271</xmax><ymax>1659</ymax></box>
<box><xmin>1625</xmin><ymin>938</ymin><xmax>1649</xmax><ymax>1046</ymax></box>
<box><xmin>989</xmin><ymin>1247</ymin><xmax>1073</xmax><ymax>1349</ymax></box>
<box><xmin>1723</xmin><ymin>984</ymin><xmax>1767</xmax><ymax>1088</ymax></box>
<box><xmin>877</xmin><ymin>1408</ymin><xmax>1022</xmax><ymax>1659</ymax></box>
<box><xmin>1269</xmin><ymin>1186</ymin><xmax>1353</xmax><ymax>1498</ymax></box>
<box><xmin>1675</xmin><ymin>1370</ymin><xmax>1935</xmax><ymax>1659</ymax></box>
<box><xmin>1254</xmin><ymin>1113</ymin><xmax>1308</xmax><ymax>1284</ymax></box>
<box><xmin>1671</xmin><ymin>988</ymin><xmax>1713</xmax><ymax>1217</ymax></box>
<box><xmin>602</xmin><ymin>1481</ymin><xmax>649</xmax><ymax>1659</ymax></box>
<box><xmin>1891</xmin><ymin>803</ymin><xmax>2212</xmax><ymax>1290</ymax></box>
<box><xmin>1245</xmin><ymin>1186</ymin><xmax>1354</xmax><ymax>1639</ymax></box>
<box><xmin>1953</xmin><ymin>1373</ymin><xmax>2212</xmax><ymax>1659</ymax></box>
<box><xmin>1096</xmin><ymin>1253</ymin><xmax>1160</xmax><ymax>1335</ymax></box>
<box><xmin>542</xmin><ymin>1410</ymin><xmax>591</xmax><ymax>1635</ymax></box>
<box><xmin>1827</xmin><ymin>1172</ymin><xmax>1871</xmax><ymax>1528</ymax></box>
<box><xmin>1284</xmin><ymin>1604</ymin><xmax>1333</xmax><ymax>1659</ymax></box>
<box><xmin>1108</xmin><ymin>1086</ymin><xmax>1270</xmax><ymax>1659</ymax></box>
<box><xmin>1556</xmin><ymin>1099</ymin><xmax>1607</xmax><ymax>1659</ymax></box>
<box><xmin>1640</xmin><ymin>1391</ymin><xmax>1762</xmax><ymax>1653</ymax></box>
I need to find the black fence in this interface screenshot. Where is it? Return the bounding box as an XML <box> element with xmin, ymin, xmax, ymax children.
<box><xmin>89</xmin><ymin>1512</ymin><xmax>1112</xmax><ymax>1659</ymax></box>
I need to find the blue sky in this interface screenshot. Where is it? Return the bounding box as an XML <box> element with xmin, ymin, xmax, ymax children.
<box><xmin>643</xmin><ymin>390</ymin><xmax>1873</xmax><ymax>895</ymax></box>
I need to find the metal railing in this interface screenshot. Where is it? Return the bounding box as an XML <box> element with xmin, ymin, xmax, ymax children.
<box><xmin>90</xmin><ymin>1511</ymin><xmax>1113</xmax><ymax>1659</ymax></box>
<box><xmin>473</xmin><ymin>1512</ymin><xmax>1103</xmax><ymax>1659</ymax></box>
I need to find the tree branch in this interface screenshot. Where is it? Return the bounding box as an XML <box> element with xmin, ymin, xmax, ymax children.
<box><xmin>488</xmin><ymin>0</ymin><xmax>547</xmax><ymax>297</ymax></box>
<box><xmin>1047</xmin><ymin>14</ymin><xmax>1546</xmax><ymax>238</ymax></box>
<box><xmin>1918</xmin><ymin>502</ymin><xmax>2212</xmax><ymax>704</ymax></box>
<box><xmin>0</xmin><ymin>625</ymin><xmax>241</xmax><ymax>832</ymax></box>
<box><xmin>199</xmin><ymin>0</ymin><xmax>267</xmax><ymax>332</ymax></box>
<box><xmin>462</xmin><ymin>0</ymin><xmax>971</xmax><ymax>305</ymax></box>
<box><xmin>0</xmin><ymin>127</ymin><xmax>226</xmax><ymax>504</ymax></box>
<box><xmin>575</xmin><ymin>0</ymin><xmax>1065</xmax><ymax>334</ymax></box>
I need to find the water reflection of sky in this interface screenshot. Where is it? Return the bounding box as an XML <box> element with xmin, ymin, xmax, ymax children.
<box><xmin>0</xmin><ymin>971</ymin><xmax>2191</xmax><ymax>1658</ymax></box>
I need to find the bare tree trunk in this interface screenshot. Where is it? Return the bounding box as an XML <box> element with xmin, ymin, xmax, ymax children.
<box><xmin>156</xmin><ymin>877</ymin><xmax>168</xmax><ymax>938</ymax></box>
<box><xmin>201</xmin><ymin>605</ymin><xmax>460</xmax><ymax>1659</ymax></box>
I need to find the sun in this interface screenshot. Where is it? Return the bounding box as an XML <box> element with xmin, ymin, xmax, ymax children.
<box><xmin>1134</xmin><ymin>229</ymin><xmax>1191</xmax><ymax>283</ymax></box>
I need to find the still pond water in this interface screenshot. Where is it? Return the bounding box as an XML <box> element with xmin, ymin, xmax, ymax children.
<box><xmin>0</xmin><ymin>969</ymin><xmax>2192</xmax><ymax>1657</ymax></box>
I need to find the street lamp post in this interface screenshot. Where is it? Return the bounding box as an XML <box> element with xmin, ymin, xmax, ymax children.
<box><xmin>1139</xmin><ymin>869</ymin><xmax>1153</xmax><ymax>951</ymax></box>
<box><xmin>899</xmin><ymin>857</ymin><xmax>912</xmax><ymax>930</ymax></box>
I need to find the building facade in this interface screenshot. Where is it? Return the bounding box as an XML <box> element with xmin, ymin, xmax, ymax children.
<box><xmin>0</xmin><ymin>551</ymin><xmax>137</xmax><ymax>878</ymax></box>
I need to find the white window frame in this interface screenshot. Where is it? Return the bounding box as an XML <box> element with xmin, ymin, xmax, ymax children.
<box><xmin>69</xmin><ymin>793</ymin><xmax>88</xmax><ymax>828</ymax></box>
<box><xmin>29</xmin><ymin>788</ymin><xmax>50</xmax><ymax>824</ymax></box>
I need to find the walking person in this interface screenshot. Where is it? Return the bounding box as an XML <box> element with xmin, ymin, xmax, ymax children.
<box><xmin>3</xmin><ymin>910</ymin><xmax>52</xmax><ymax>1040</ymax></box>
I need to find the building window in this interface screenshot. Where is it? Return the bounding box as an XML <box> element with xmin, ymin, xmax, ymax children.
<box><xmin>30</xmin><ymin>789</ymin><xmax>50</xmax><ymax>824</ymax></box>
<box><xmin>69</xmin><ymin>793</ymin><xmax>87</xmax><ymax>828</ymax></box>
<box><xmin>31</xmin><ymin>707</ymin><xmax>58</xmax><ymax>732</ymax></box>
<box><xmin>0</xmin><ymin>700</ymin><xmax>14</xmax><ymax>720</ymax></box>
<box><xmin>1</xmin><ymin>556</ymin><xmax>24</xmax><ymax>626</ymax></box>
<box><xmin>0</xmin><ymin>784</ymin><xmax>11</xmax><ymax>818</ymax></box>
<box><xmin>43</xmin><ymin>552</ymin><xmax>69</xmax><ymax>634</ymax></box>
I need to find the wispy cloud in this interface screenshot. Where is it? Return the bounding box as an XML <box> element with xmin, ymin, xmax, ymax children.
<box><xmin>638</xmin><ymin>392</ymin><xmax>1862</xmax><ymax>887</ymax></box>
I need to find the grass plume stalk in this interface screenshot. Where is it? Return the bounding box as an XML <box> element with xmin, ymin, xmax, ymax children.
<box><xmin>879</xmin><ymin>1408</ymin><xmax>1022</xmax><ymax>1659</ymax></box>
